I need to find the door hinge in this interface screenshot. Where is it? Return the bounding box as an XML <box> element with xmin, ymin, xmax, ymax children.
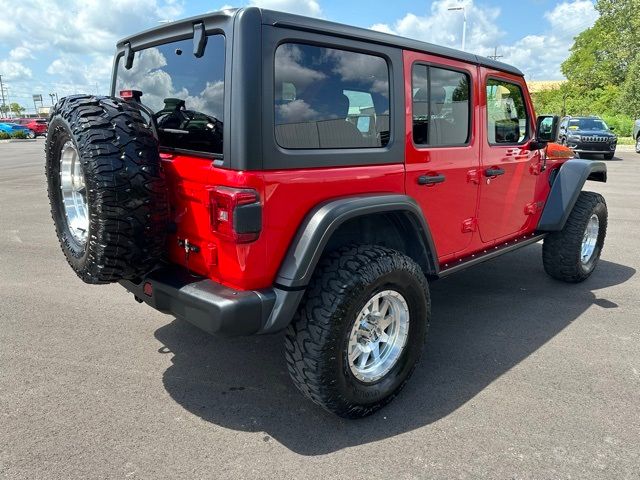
<box><xmin>530</xmin><ymin>162</ymin><xmax>544</xmax><ymax>175</ymax></box>
<box><xmin>467</xmin><ymin>169</ymin><xmax>481</xmax><ymax>185</ymax></box>
<box><xmin>525</xmin><ymin>201</ymin><xmax>544</xmax><ymax>215</ymax></box>
<box><xmin>462</xmin><ymin>217</ymin><xmax>478</xmax><ymax>233</ymax></box>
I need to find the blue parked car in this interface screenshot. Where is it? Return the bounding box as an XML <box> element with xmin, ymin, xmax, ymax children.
<box><xmin>0</xmin><ymin>122</ymin><xmax>36</xmax><ymax>138</ymax></box>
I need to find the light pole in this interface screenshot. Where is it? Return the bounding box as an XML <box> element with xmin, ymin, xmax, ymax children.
<box><xmin>2</xmin><ymin>86</ymin><xmax>11</xmax><ymax>117</ymax></box>
<box><xmin>447</xmin><ymin>6</ymin><xmax>466</xmax><ymax>51</ymax></box>
<box><xmin>0</xmin><ymin>75</ymin><xmax>5</xmax><ymax>115</ymax></box>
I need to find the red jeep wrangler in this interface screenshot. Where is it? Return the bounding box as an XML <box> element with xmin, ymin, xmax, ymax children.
<box><xmin>45</xmin><ymin>8</ymin><xmax>608</xmax><ymax>418</ymax></box>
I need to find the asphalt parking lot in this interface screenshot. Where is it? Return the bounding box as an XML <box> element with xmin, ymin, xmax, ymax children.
<box><xmin>1</xmin><ymin>139</ymin><xmax>638</xmax><ymax>479</ymax></box>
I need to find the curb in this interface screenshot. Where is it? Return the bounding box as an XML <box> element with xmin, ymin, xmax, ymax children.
<box><xmin>616</xmin><ymin>145</ymin><xmax>637</xmax><ymax>152</ymax></box>
<box><xmin>0</xmin><ymin>139</ymin><xmax>38</xmax><ymax>144</ymax></box>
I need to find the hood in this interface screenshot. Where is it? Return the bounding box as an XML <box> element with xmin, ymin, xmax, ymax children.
<box><xmin>568</xmin><ymin>129</ymin><xmax>616</xmax><ymax>137</ymax></box>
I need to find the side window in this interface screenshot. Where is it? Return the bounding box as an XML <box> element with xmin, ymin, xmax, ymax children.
<box><xmin>412</xmin><ymin>65</ymin><xmax>471</xmax><ymax>146</ymax></box>
<box><xmin>274</xmin><ymin>43</ymin><xmax>390</xmax><ymax>150</ymax></box>
<box><xmin>486</xmin><ymin>79</ymin><xmax>529</xmax><ymax>145</ymax></box>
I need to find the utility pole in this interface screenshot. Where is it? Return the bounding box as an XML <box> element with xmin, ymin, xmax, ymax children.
<box><xmin>488</xmin><ymin>47</ymin><xmax>503</xmax><ymax>61</ymax></box>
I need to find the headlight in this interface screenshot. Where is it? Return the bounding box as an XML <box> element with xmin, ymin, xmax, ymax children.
<box><xmin>567</xmin><ymin>134</ymin><xmax>581</xmax><ymax>141</ymax></box>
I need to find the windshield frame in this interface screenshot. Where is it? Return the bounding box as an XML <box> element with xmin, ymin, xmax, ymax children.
<box><xmin>111</xmin><ymin>13</ymin><xmax>233</xmax><ymax>165</ymax></box>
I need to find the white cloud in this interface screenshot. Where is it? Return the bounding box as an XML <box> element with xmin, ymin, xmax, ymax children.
<box><xmin>0</xmin><ymin>0</ymin><xmax>185</xmax><ymax>108</ymax></box>
<box><xmin>249</xmin><ymin>0</ymin><xmax>321</xmax><ymax>17</ymax></box>
<box><xmin>277</xmin><ymin>99</ymin><xmax>319</xmax><ymax>122</ymax></box>
<box><xmin>499</xmin><ymin>1</ymin><xmax>598</xmax><ymax>79</ymax></box>
<box><xmin>370</xmin><ymin>0</ymin><xmax>598</xmax><ymax>81</ymax></box>
<box><xmin>9</xmin><ymin>47</ymin><xmax>34</xmax><ymax>61</ymax></box>
<box><xmin>0</xmin><ymin>60</ymin><xmax>33</xmax><ymax>81</ymax></box>
<box><xmin>371</xmin><ymin>0</ymin><xmax>502</xmax><ymax>53</ymax></box>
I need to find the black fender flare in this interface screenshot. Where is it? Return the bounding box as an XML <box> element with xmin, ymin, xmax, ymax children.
<box><xmin>537</xmin><ymin>159</ymin><xmax>607</xmax><ymax>232</ymax></box>
<box><xmin>258</xmin><ymin>194</ymin><xmax>438</xmax><ymax>334</ymax></box>
<box><xmin>275</xmin><ymin>194</ymin><xmax>439</xmax><ymax>289</ymax></box>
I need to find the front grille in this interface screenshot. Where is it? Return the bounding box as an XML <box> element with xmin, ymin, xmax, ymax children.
<box><xmin>581</xmin><ymin>136</ymin><xmax>609</xmax><ymax>143</ymax></box>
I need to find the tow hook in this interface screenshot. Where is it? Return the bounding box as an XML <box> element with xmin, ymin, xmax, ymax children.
<box><xmin>178</xmin><ymin>238</ymin><xmax>201</xmax><ymax>271</ymax></box>
<box><xmin>178</xmin><ymin>238</ymin><xmax>201</xmax><ymax>254</ymax></box>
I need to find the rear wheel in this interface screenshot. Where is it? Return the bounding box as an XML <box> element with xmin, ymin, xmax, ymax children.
<box><xmin>46</xmin><ymin>95</ymin><xmax>168</xmax><ymax>284</ymax></box>
<box><xmin>542</xmin><ymin>191</ymin><xmax>607</xmax><ymax>283</ymax></box>
<box><xmin>284</xmin><ymin>245</ymin><xmax>430</xmax><ymax>418</ymax></box>
<box><xmin>26</xmin><ymin>130</ymin><xmax>35</xmax><ymax>139</ymax></box>
<box><xmin>635</xmin><ymin>135</ymin><xmax>640</xmax><ymax>154</ymax></box>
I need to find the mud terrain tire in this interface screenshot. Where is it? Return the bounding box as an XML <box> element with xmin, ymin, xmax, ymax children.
<box><xmin>285</xmin><ymin>245</ymin><xmax>430</xmax><ymax>418</ymax></box>
<box><xmin>45</xmin><ymin>95</ymin><xmax>168</xmax><ymax>284</ymax></box>
<box><xmin>543</xmin><ymin>191</ymin><xmax>607</xmax><ymax>283</ymax></box>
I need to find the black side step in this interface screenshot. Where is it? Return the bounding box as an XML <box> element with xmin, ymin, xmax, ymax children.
<box><xmin>438</xmin><ymin>233</ymin><xmax>547</xmax><ymax>278</ymax></box>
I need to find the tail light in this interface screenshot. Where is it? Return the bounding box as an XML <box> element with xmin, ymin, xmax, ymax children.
<box><xmin>119</xmin><ymin>89</ymin><xmax>143</xmax><ymax>102</ymax></box>
<box><xmin>209</xmin><ymin>187</ymin><xmax>261</xmax><ymax>243</ymax></box>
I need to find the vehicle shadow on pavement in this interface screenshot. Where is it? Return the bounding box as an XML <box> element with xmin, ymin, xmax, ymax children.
<box><xmin>154</xmin><ymin>245</ymin><xmax>635</xmax><ymax>456</ymax></box>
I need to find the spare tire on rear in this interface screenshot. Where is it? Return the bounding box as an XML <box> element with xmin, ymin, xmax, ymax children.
<box><xmin>45</xmin><ymin>95</ymin><xmax>168</xmax><ymax>284</ymax></box>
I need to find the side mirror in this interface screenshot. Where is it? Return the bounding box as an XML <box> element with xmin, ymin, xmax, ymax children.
<box><xmin>531</xmin><ymin>115</ymin><xmax>559</xmax><ymax>150</ymax></box>
<box><xmin>610</xmin><ymin>126</ymin><xmax>615</xmax><ymax>131</ymax></box>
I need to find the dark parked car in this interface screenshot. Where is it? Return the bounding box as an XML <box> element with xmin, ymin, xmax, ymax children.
<box><xmin>633</xmin><ymin>118</ymin><xmax>640</xmax><ymax>153</ymax></box>
<box><xmin>558</xmin><ymin>116</ymin><xmax>617</xmax><ymax>159</ymax></box>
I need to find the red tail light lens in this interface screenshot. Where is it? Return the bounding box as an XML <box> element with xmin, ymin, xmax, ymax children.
<box><xmin>119</xmin><ymin>90</ymin><xmax>143</xmax><ymax>102</ymax></box>
<box><xmin>210</xmin><ymin>187</ymin><xmax>261</xmax><ymax>243</ymax></box>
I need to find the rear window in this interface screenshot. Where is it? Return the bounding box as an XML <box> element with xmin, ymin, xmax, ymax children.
<box><xmin>115</xmin><ymin>34</ymin><xmax>225</xmax><ymax>157</ymax></box>
<box><xmin>274</xmin><ymin>43</ymin><xmax>390</xmax><ymax>150</ymax></box>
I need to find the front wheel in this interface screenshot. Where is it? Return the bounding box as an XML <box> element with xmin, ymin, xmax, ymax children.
<box><xmin>543</xmin><ymin>191</ymin><xmax>607</xmax><ymax>282</ymax></box>
<box><xmin>284</xmin><ymin>245</ymin><xmax>430</xmax><ymax>418</ymax></box>
<box><xmin>604</xmin><ymin>151</ymin><xmax>615</xmax><ymax>160</ymax></box>
<box><xmin>27</xmin><ymin>130</ymin><xmax>35</xmax><ymax>139</ymax></box>
<box><xmin>635</xmin><ymin>136</ymin><xmax>640</xmax><ymax>154</ymax></box>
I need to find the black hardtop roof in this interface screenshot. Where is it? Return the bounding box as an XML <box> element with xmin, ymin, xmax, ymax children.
<box><xmin>117</xmin><ymin>7</ymin><xmax>523</xmax><ymax>77</ymax></box>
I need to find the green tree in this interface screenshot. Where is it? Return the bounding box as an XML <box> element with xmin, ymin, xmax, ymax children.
<box><xmin>562</xmin><ymin>0</ymin><xmax>640</xmax><ymax>88</ymax></box>
<box><xmin>9</xmin><ymin>103</ymin><xmax>25</xmax><ymax>115</ymax></box>
<box><xmin>562</xmin><ymin>23</ymin><xmax>614</xmax><ymax>89</ymax></box>
<box><xmin>619</xmin><ymin>55</ymin><xmax>640</xmax><ymax>117</ymax></box>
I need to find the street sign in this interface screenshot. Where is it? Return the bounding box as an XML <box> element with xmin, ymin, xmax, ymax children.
<box><xmin>33</xmin><ymin>94</ymin><xmax>43</xmax><ymax>102</ymax></box>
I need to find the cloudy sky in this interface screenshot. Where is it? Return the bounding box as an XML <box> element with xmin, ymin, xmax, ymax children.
<box><xmin>0</xmin><ymin>0</ymin><xmax>598</xmax><ymax>113</ymax></box>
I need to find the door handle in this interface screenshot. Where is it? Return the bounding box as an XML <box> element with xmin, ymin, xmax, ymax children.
<box><xmin>417</xmin><ymin>174</ymin><xmax>446</xmax><ymax>186</ymax></box>
<box><xmin>484</xmin><ymin>168</ymin><xmax>505</xmax><ymax>177</ymax></box>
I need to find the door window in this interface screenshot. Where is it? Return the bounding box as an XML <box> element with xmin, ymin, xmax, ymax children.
<box><xmin>412</xmin><ymin>65</ymin><xmax>471</xmax><ymax>146</ymax></box>
<box><xmin>486</xmin><ymin>79</ymin><xmax>529</xmax><ymax>145</ymax></box>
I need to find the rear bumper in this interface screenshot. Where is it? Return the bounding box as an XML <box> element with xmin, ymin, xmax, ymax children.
<box><xmin>120</xmin><ymin>266</ymin><xmax>278</xmax><ymax>336</ymax></box>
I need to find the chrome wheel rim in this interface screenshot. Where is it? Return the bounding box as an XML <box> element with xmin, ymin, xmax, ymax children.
<box><xmin>347</xmin><ymin>290</ymin><xmax>410</xmax><ymax>383</ymax></box>
<box><xmin>59</xmin><ymin>141</ymin><xmax>88</xmax><ymax>245</ymax></box>
<box><xmin>581</xmin><ymin>214</ymin><xmax>600</xmax><ymax>265</ymax></box>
